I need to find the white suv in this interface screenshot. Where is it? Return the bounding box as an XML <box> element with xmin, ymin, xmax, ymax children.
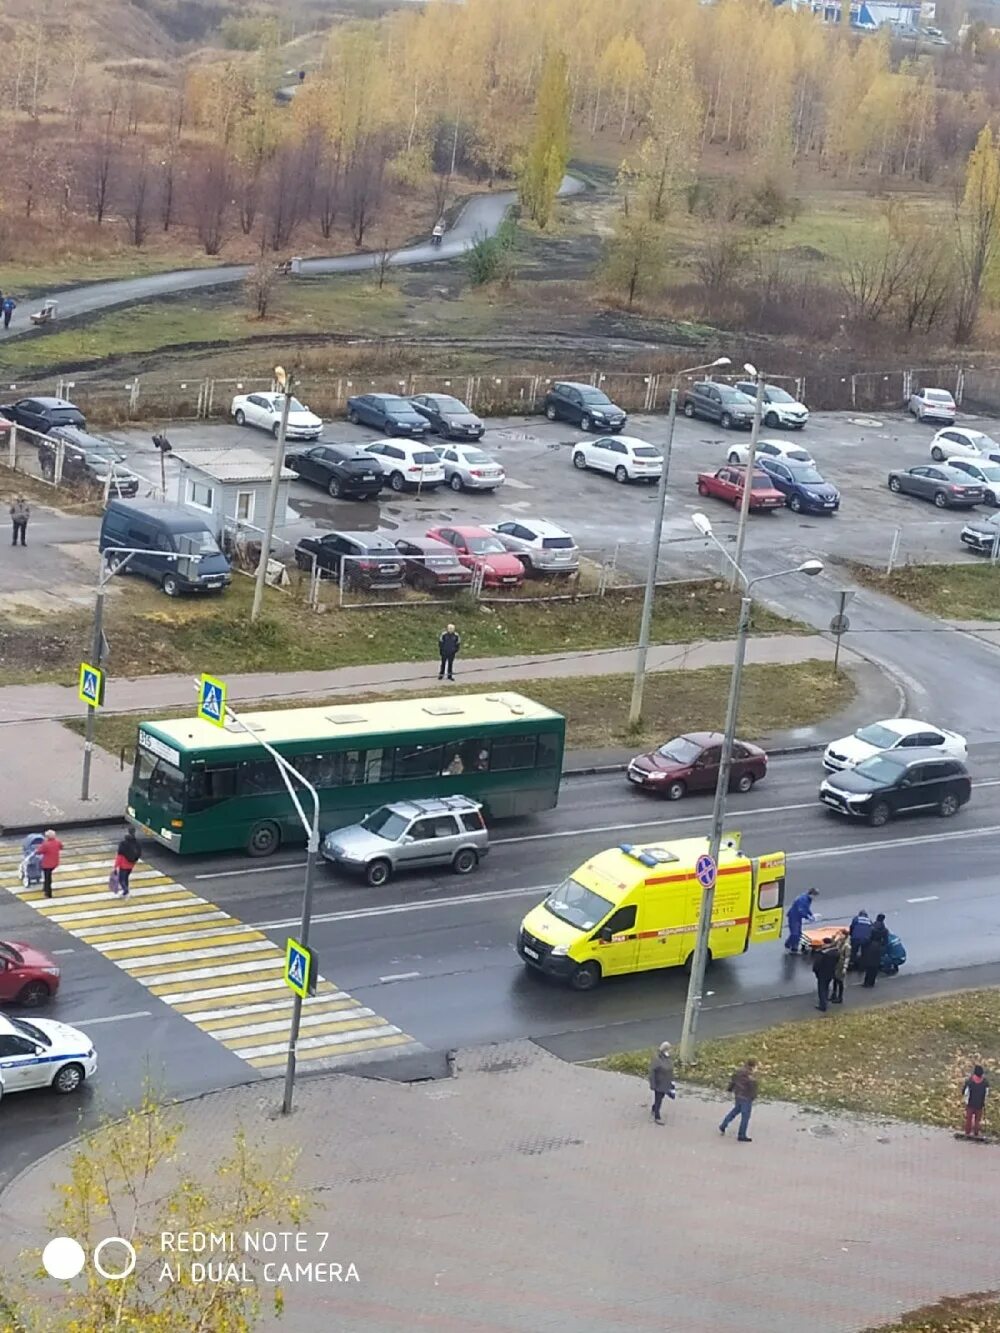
<box><xmin>572</xmin><ymin>435</ymin><xmax>662</xmax><ymax>484</ymax></box>
<box><xmin>727</xmin><ymin>437</ymin><xmax>814</xmax><ymax>467</ymax></box>
<box><xmin>485</xmin><ymin>519</ymin><xmax>580</xmax><ymax>575</ymax></box>
<box><xmin>733</xmin><ymin>381</ymin><xmax>809</xmax><ymax>429</ymax></box>
<box><xmin>359</xmin><ymin>440</ymin><xmax>446</xmax><ymax>492</ymax></box>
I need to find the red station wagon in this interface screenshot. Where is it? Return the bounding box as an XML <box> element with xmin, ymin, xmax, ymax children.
<box><xmin>697</xmin><ymin>465</ymin><xmax>785</xmax><ymax>511</ymax></box>
<box><xmin>626</xmin><ymin>731</ymin><xmax>768</xmax><ymax>801</ymax></box>
<box><xmin>0</xmin><ymin>939</ymin><xmax>61</xmax><ymax>1007</ymax></box>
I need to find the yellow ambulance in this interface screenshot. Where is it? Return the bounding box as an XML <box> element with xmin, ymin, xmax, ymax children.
<box><xmin>516</xmin><ymin>834</ymin><xmax>785</xmax><ymax>991</ymax></box>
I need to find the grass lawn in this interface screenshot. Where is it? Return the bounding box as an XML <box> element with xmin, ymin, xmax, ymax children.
<box><xmin>66</xmin><ymin>658</ymin><xmax>850</xmax><ymax>762</ymax></box>
<box><xmin>866</xmin><ymin>1294</ymin><xmax>1000</xmax><ymax>1332</ymax></box>
<box><xmin>849</xmin><ymin>563</ymin><xmax>1000</xmax><ymax>622</ymax></box>
<box><xmin>601</xmin><ymin>988</ymin><xmax>1000</xmax><ymax>1129</ymax></box>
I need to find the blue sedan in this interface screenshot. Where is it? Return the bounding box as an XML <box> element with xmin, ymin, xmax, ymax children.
<box><xmin>346</xmin><ymin>393</ymin><xmax>430</xmax><ymax>437</ymax></box>
<box><xmin>757</xmin><ymin>457</ymin><xmax>840</xmax><ymax>514</ymax></box>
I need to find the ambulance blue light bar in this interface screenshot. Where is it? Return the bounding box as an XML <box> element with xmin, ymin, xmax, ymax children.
<box><xmin>620</xmin><ymin>844</ymin><xmax>679</xmax><ymax>866</ymax></box>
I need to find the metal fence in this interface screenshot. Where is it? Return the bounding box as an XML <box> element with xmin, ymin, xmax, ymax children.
<box><xmin>0</xmin><ymin>421</ymin><xmax>148</xmax><ymax>505</ymax></box>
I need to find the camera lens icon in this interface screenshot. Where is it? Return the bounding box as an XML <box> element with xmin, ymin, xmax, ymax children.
<box><xmin>43</xmin><ymin>1235</ymin><xmax>137</xmax><ymax>1282</ymax></box>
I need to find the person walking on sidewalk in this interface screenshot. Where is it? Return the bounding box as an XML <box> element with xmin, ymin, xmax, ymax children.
<box><xmin>831</xmin><ymin>929</ymin><xmax>851</xmax><ymax>1004</ymax></box>
<box><xmin>648</xmin><ymin>1041</ymin><xmax>676</xmax><ymax>1125</ymax></box>
<box><xmin>785</xmin><ymin>888</ymin><xmax>818</xmax><ymax>954</ymax></box>
<box><xmin>962</xmin><ymin>1065</ymin><xmax>989</xmax><ymax>1139</ymax></box>
<box><xmin>849</xmin><ymin>909</ymin><xmax>872</xmax><ymax>970</ymax></box>
<box><xmin>812</xmin><ymin>937</ymin><xmax>838</xmax><ymax>1011</ymax></box>
<box><xmin>111</xmin><ymin>828</ymin><xmax>141</xmax><ymax>898</ymax></box>
<box><xmin>2</xmin><ymin>296</ymin><xmax>16</xmax><ymax>329</ymax></box>
<box><xmin>438</xmin><ymin>623</ymin><xmax>460</xmax><ymax>682</ymax></box>
<box><xmin>39</xmin><ymin>829</ymin><xmax>63</xmax><ymax>899</ymax></box>
<box><xmin>719</xmin><ymin>1058</ymin><xmax>759</xmax><ymax>1142</ymax></box>
<box><xmin>10</xmin><ymin>497</ymin><xmax>29</xmax><ymax>547</ymax></box>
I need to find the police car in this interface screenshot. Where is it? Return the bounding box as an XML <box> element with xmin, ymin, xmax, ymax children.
<box><xmin>0</xmin><ymin>1013</ymin><xmax>97</xmax><ymax>1101</ymax></box>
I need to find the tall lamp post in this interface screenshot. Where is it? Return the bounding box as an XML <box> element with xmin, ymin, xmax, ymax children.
<box><xmin>251</xmin><ymin>365</ymin><xmax>294</xmax><ymax>624</ymax></box>
<box><xmin>730</xmin><ymin>362</ymin><xmax>765</xmax><ymax>589</ymax></box>
<box><xmin>677</xmin><ymin>512</ymin><xmax>823</xmax><ymax>1064</ymax></box>
<box><xmin>628</xmin><ymin>355</ymin><xmax>733</xmax><ymax>729</ymax></box>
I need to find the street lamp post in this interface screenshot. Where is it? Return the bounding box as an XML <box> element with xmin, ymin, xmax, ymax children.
<box><xmin>251</xmin><ymin>366</ymin><xmax>294</xmax><ymax>624</ymax></box>
<box><xmin>677</xmin><ymin>513</ymin><xmax>823</xmax><ymax>1064</ymax></box>
<box><xmin>628</xmin><ymin>355</ymin><xmax>733</xmax><ymax>729</ymax></box>
<box><xmin>730</xmin><ymin>362</ymin><xmax>765</xmax><ymax>590</ymax></box>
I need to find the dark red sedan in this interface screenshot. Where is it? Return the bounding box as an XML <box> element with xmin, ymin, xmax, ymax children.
<box><xmin>626</xmin><ymin>731</ymin><xmax>768</xmax><ymax>800</ymax></box>
<box><xmin>697</xmin><ymin>465</ymin><xmax>785</xmax><ymax>511</ymax></box>
<box><xmin>0</xmin><ymin>939</ymin><xmax>61</xmax><ymax>1007</ymax></box>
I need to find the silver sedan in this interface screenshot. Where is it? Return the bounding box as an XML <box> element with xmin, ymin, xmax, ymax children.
<box><xmin>433</xmin><ymin>443</ymin><xmax>506</xmax><ymax>492</ymax></box>
<box><xmin>887</xmin><ymin>464</ymin><xmax>984</xmax><ymax>509</ymax></box>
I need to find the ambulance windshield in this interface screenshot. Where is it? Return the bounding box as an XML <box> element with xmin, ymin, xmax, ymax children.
<box><xmin>544</xmin><ymin>877</ymin><xmax>614</xmax><ymax>931</ymax></box>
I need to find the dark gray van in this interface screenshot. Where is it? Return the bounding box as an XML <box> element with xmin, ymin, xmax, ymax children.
<box><xmin>99</xmin><ymin>500</ymin><xmax>232</xmax><ymax>597</ymax></box>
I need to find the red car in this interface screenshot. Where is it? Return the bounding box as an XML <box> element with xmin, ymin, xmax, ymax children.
<box><xmin>626</xmin><ymin>731</ymin><xmax>768</xmax><ymax>800</ymax></box>
<box><xmin>0</xmin><ymin>939</ymin><xmax>61</xmax><ymax>1007</ymax></box>
<box><xmin>697</xmin><ymin>465</ymin><xmax>785</xmax><ymax>511</ymax></box>
<box><xmin>426</xmin><ymin>525</ymin><xmax>524</xmax><ymax>588</ymax></box>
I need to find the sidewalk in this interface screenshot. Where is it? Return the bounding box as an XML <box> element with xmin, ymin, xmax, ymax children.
<box><xmin>0</xmin><ymin>1041</ymin><xmax>992</xmax><ymax>1333</ymax></box>
<box><xmin>0</xmin><ymin>636</ymin><xmax>901</xmax><ymax>833</ymax></box>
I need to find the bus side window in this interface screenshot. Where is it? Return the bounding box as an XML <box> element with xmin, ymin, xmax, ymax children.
<box><xmin>536</xmin><ymin>732</ymin><xmax>560</xmax><ymax>768</ymax></box>
<box><xmin>490</xmin><ymin>734</ymin><xmax>538</xmax><ymax>771</ymax></box>
<box><xmin>363</xmin><ymin>749</ymin><xmax>385</xmax><ymax>783</ymax></box>
<box><xmin>459</xmin><ymin>738</ymin><xmax>489</xmax><ymax>772</ymax></box>
<box><xmin>394</xmin><ymin>744</ymin><xmax>444</xmax><ymax>779</ymax></box>
<box><xmin>240</xmin><ymin>759</ymin><xmax>282</xmax><ymax>795</ymax></box>
<box><xmin>188</xmin><ymin>766</ymin><xmax>237</xmax><ymax>810</ymax></box>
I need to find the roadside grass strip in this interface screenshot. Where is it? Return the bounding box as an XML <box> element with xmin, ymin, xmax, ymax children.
<box><xmin>0</xmin><ymin>838</ymin><xmax>418</xmax><ymax>1071</ymax></box>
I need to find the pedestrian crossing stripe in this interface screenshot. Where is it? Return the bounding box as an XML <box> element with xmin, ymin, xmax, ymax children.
<box><xmin>0</xmin><ymin>837</ymin><xmax>420</xmax><ymax>1072</ymax></box>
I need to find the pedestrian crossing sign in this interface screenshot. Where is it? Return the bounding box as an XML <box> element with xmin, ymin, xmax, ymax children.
<box><xmin>284</xmin><ymin>938</ymin><xmax>316</xmax><ymax>999</ymax></box>
<box><xmin>197</xmin><ymin>673</ymin><xmax>227</xmax><ymax>727</ymax></box>
<box><xmin>78</xmin><ymin>662</ymin><xmax>105</xmax><ymax>708</ymax></box>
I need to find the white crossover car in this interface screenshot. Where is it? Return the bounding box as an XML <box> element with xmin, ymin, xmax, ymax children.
<box><xmin>823</xmin><ymin>718</ymin><xmax>967</xmax><ymax>772</ymax></box>
<box><xmin>727</xmin><ymin>437</ymin><xmax>815</xmax><ymax>467</ymax></box>
<box><xmin>571</xmin><ymin>435</ymin><xmax>662</xmax><ymax>484</ymax></box>
<box><xmin>0</xmin><ymin>1013</ymin><xmax>97</xmax><ymax>1100</ymax></box>
<box><xmin>231</xmin><ymin>392</ymin><xmax>323</xmax><ymax>440</ymax></box>
<box><xmin>930</xmin><ymin>427</ymin><xmax>1000</xmax><ymax>464</ymax></box>
<box><xmin>733</xmin><ymin>381</ymin><xmax>809</xmax><ymax>429</ymax></box>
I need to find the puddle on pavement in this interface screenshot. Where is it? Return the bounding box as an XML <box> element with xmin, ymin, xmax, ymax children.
<box><xmin>290</xmin><ymin>496</ymin><xmax>458</xmax><ymax>534</ymax></box>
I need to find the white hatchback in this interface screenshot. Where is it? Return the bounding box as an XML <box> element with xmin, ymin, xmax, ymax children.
<box><xmin>823</xmin><ymin>718</ymin><xmax>967</xmax><ymax>772</ymax></box>
<box><xmin>571</xmin><ymin>435</ymin><xmax>662</xmax><ymax>484</ymax></box>
<box><xmin>727</xmin><ymin>437</ymin><xmax>815</xmax><ymax>467</ymax></box>
<box><xmin>231</xmin><ymin>392</ymin><xmax>323</xmax><ymax>440</ymax></box>
<box><xmin>359</xmin><ymin>440</ymin><xmax>445</xmax><ymax>492</ymax></box>
<box><xmin>0</xmin><ymin>1012</ymin><xmax>97</xmax><ymax>1100</ymax></box>
<box><xmin>930</xmin><ymin>427</ymin><xmax>1000</xmax><ymax>463</ymax></box>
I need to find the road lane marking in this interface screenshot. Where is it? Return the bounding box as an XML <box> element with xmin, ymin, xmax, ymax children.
<box><xmin>379</xmin><ymin>971</ymin><xmax>420</xmax><ymax>982</ymax></box>
<box><xmin>907</xmin><ymin>895</ymin><xmax>939</xmax><ymax>903</ymax></box>
<box><xmin>73</xmin><ymin>1010</ymin><xmax>152</xmax><ymax>1026</ymax></box>
<box><xmin>0</xmin><ymin>836</ymin><xmax>421</xmax><ymax>1073</ymax></box>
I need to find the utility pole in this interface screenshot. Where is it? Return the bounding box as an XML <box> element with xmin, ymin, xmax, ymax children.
<box><xmin>80</xmin><ymin>571</ymin><xmax>107</xmax><ymax>802</ymax></box>
<box><xmin>252</xmin><ymin>367</ymin><xmax>293</xmax><ymax>624</ymax></box>
<box><xmin>731</xmin><ymin>365</ymin><xmax>765</xmax><ymax>589</ymax></box>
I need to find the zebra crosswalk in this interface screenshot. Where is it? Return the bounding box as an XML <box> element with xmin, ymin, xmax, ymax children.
<box><xmin>0</xmin><ymin>837</ymin><xmax>420</xmax><ymax>1071</ymax></box>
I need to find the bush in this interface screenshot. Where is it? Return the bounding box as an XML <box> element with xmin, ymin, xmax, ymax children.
<box><xmin>465</xmin><ymin>218</ymin><xmax>517</xmax><ymax>285</ymax></box>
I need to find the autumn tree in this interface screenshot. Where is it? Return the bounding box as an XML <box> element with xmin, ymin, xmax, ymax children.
<box><xmin>519</xmin><ymin>51</ymin><xmax>570</xmax><ymax>229</ymax></box>
<box><xmin>625</xmin><ymin>44</ymin><xmax>703</xmax><ymax>223</ymax></box>
<box><xmin>604</xmin><ymin>206</ymin><xmax>669</xmax><ymax>306</ymax></box>
<box><xmin>954</xmin><ymin>125</ymin><xmax>1000</xmax><ymax>344</ymax></box>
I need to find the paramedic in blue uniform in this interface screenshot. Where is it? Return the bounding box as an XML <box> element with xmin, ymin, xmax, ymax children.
<box><xmin>785</xmin><ymin>887</ymin><xmax>818</xmax><ymax>954</ymax></box>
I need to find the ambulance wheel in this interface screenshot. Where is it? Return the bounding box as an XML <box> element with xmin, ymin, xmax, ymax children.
<box><xmin>683</xmin><ymin>948</ymin><xmax>713</xmax><ymax>974</ymax></box>
<box><xmin>569</xmin><ymin>962</ymin><xmax>601</xmax><ymax>992</ymax></box>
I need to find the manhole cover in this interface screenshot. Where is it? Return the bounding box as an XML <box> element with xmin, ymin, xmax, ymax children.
<box><xmin>807</xmin><ymin>1123</ymin><xmax>838</xmax><ymax>1138</ymax></box>
<box><xmin>848</xmin><ymin>416</ymin><xmax>883</xmax><ymax>427</ymax></box>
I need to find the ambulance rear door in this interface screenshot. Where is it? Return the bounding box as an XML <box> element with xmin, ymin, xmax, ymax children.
<box><xmin>749</xmin><ymin>852</ymin><xmax>786</xmax><ymax>944</ymax></box>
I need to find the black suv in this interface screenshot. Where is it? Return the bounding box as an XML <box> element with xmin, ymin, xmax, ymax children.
<box><xmin>0</xmin><ymin>396</ymin><xmax>86</xmax><ymax>435</ymax></box>
<box><xmin>682</xmin><ymin>382</ymin><xmax>754</xmax><ymax>430</ymax></box>
<box><xmin>44</xmin><ymin>425</ymin><xmax>140</xmax><ymax>496</ymax></box>
<box><xmin>544</xmin><ymin>382</ymin><xmax>626</xmax><ymax>432</ymax></box>
<box><xmin>294</xmin><ymin>530</ymin><xmax>403</xmax><ymax>588</ymax></box>
<box><xmin>284</xmin><ymin>443</ymin><xmax>383</xmax><ymax>499</ymax></box>
<box><xmin>819</xmin><ymin>750</ymin><xmax>971</xmax><ymax>827</ymax></box>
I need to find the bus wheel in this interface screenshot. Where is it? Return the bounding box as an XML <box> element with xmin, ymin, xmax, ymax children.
<box><xmin>247</xmin><ymin>821</ymin><xmax>280</xmax><ymax>857</ymax></box>
<box><xmin>452</xmin><ymin>848</ymin><xmax>478</xmax><ymax>875</ymax></box>
<box><xmin>365</xmin><ymin>859</ymin><xmax>392</xmax><ymax>887</ymax></box>
<box><xmin>569</xmin><ymin>962</ymin><xmax>601</xmax><ymax>992</ymax></box>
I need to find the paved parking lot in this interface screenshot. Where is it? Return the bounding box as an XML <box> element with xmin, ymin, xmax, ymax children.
<box><xmin>108</xmin><ymin>406</ymin><xmax>999</xmax><ymax>580</ymax></box>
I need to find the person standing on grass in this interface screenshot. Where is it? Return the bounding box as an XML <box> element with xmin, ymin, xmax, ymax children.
<box><xmin>962</xmin><ymin>1065</ymin><xmax>989</xmax><ymax>1139</ymax></box>
<box><xmin>812</xmin><ymin>937</ymin><xmax>838</xmax><ymax>1012</ymax></box>
<box><xmin>831</xmin><ymin>929</ymin><xmax>851</xmax><ymax>1004</ymax></box>
<box><xmin>10</xmin><ymin>496</ymin><xmax>28</xmax><ymax>547</ymax></box>
<box><xmin>647</xmin><ymin>1041</ymin><xmax>676</xmax><ymax>1126</ymax></box>
<box><xmin>111</xmin><ymin>827</ymin><xmax>141</xmax><ymax>898</ymax></box>
<box><xmin>39</xmin><ymin>829</ymin><xmax>63</xmax><ymax>899</ymax></box>
<box><xmin>719</xmin><ymin>1058</ymin><xmax>759</xmax><ymax>1143</ymax></box>
<box><xmin>438</xmin><ymin>623</ymin><xmax>460</xmax><ymax>682</ymax></box>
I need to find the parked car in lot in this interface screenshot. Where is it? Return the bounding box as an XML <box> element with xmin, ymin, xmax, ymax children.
<box><xmin>626</xmin><ymin>732</ymin><xmax>767</xmax><ymax>800</ymax></box>
<box><xmin>99</xmin><ymin>499</ymin><xmax>232</xmax><ymax>597</ymax></box>
<box><xmin>231</xmin><ymin>391</ymin><xmax>322</xmax><ymax>440</ymax></box>
<box><xmin>426</xmin><ymin>525</ymin><xmax>525</xmax><ymax>587</ymax></box>
<box><xmin>960</xmin><ymin>510</ymin><xmax>1000</xmax><ymax>554</ymax></box>
<box><xmin>887</xmin><ymin>464</ymin><xmax>984</xmax><ymax>509</ymax></box>
<box><xmin>347</xmin><ymin>393</ymin><xmax>430</xmax><ymax>437</ymax></box>
<box><xmin>393</xmin><ymin>534</ymin><xmax>473</xmax><ymax>591</ymax></box>
<box><xmin>930</xmin><ymin>427</ymin><xmax>1000</xmax><ymax>463</ymax></box>
<box><xmin>683</xmin><ymin>382</ymin><xmax>754</xmax><ymax>430</ymax></box>
<box><xmin>433</xmin><ymin>442</ymin><xmax>505</xmax><ymax>492</ymax></box>
<box><xmin>908</xmin><ymin>387</ymin><xmax>956</xmax><ymax>423</ymax></box>
<box><xmin>294</xmin><ymin>530</ymin><xmax>404</xmax><ymax>588</ymax></box>
<box><xmin>0</xmin><ymin>940</ymin><xmax>61</xmax><ymax>1007</ymax></box>
<box><xmin>284</xmin><ymin>443</ymin><xmax>383</xmax><ymax>499</ymax></box>
<box><xmin>756</xmin><ymin>457</ymin><xmax>840</xmax><ymax>514</ymax></box>
<box><xmin>45</xmin><ymin>425</ymin><xmax>140</xmax><ymax>496</ymax></box>
<box><xmin>727</xmin><ymin>437</ymin><xmax>814</xmax><ymax>467</ymax></box>
<box><xmin>544</xmin><ymin>382</ymin><xmax>627</xmax><ymax>432</ymax></box>
<box><xmin>946</xmin><ymin>456</ymin><xmax>1000</xmax><ymax>505</ymax></box>
<box><xmin>359</xmin><ymin>440</ymin><xmax>445</xmax><ymax>492</ymax></box>
<box><xmin>321</xmin><ymin>796</ymin><xmax>489</xmax><ymax>886</ymax></box>
<box><xmin>0</xmin><ymin>396</ymin><xmax>85</xmax><ymax>435</ymax></box>
<box><xmin>697</xmin><ymin>465</ymin><xmax>785</xmax><ymax>510</ymax></box>
<box><xmin>484</xmin><ymin>519</ymin><xmax>580</xmax><ymax>577</ymax></box>
<box><xmin>0</xmin><ymin>1012</ymin><xmax>97</xmax><ymax>1098</ymax></box>
<box><xmin>409</xmin><ymin>393</ymin><xmax>485</xmax><ymax>440</ymax></box>
<box><xmin>732</xmin><ymin>381</ymin><xmax>809</xmax><ymax>429</ymax></box>
<box><xmin>819</xmin><ymin>750</ymin><xmax>971</xmax><ymax>826</ymax></box>
<box><xmin>571</xmin><ymin>434</ymin><xmax>662</xmax><ymax>484</ymax></box>
<box><xmin>823</xmin><ymin>718</ymin><xmax>967</xmax><ymax>772</ymax></box>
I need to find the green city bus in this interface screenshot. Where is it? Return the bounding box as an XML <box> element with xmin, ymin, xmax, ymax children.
<box><xmin>127</xmin><ymin>692</ymin><xmax>566</xmax><ymax>857</ymax></box>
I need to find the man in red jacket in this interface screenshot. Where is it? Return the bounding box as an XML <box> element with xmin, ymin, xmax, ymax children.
<box><xmin>38</xmin><ymin>829</ymin><xmax>63</xmax><ymax>899</ymax></box>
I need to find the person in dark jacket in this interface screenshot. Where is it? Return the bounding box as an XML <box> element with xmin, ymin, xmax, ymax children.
<box><xmin>438</xmin><ymin>623</ymin><xmax>460</xmax><ymax>681</ymax></box>
<box><xmin>2</xmin><ymin>296</ymin><xmax>16</xmax><ymax>329</ymax></box>
<box><xmin>832</xmin><ymin>929</ymin><xmax>851</xmax><ymax>1004</ymax></box>
<box><xmin>785</xmin><ymin>887</ymin><xmax>818</xmax><ymax>953</ymax></box>
<box><xmin>112</xmin><ymin>828</ymin><xmax>141</xmax><ymax>898</ymax></box>
<box><xmin>719</xmin><ymin>1058</ymin><xmax>759</xmax><ymax>1142</ymax></box>
<box><xmin>647</xmin><ymin>1041</ymin><xmax>676</xmax><ymax>1125</ymax></box>
<box><xmin>962</xmin><ymin>1065</ymin><xmax>989</xmax><ymax>1139</ymax></box>
<box><xmin>861</xmin><ymin>916</ymin><xmax>889</xmax><ymax>988</ymax></box>
<box><xmin>849</xmin><ymin>910</ymin><xmax>872</xmax><ymax>969</ymax></box>
<box><xmin>812</xmin><ymin>937</ymin><xmax>839</xmax><ymax>1011</ymax></box>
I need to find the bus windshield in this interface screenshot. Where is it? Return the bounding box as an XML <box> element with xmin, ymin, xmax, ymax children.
<box><xmin>133</xmin><ymin>749</ymin><xmax>186</xmax><ymax>813</ymax></box>
<box><xmin>544</xmin><ymin>877</ymin><xmax>614</xmax><ymax>932</ymax></box>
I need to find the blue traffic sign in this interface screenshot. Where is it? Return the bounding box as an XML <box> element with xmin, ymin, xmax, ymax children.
<box><xmin>78</xmin><ymin>662</ymin><xmax>105</xmax><ymax>709</ymax></box>
<box><xmin>197</xmin><ymin>673</ymin><xmax>227</xmax><ymax>727</ymax></box>
<box><xmin>695</xmin><ymin>853</ymin><xmax>717</xmax><ymax>889</ymax></box>
<box><xmin>284</xmin><ymin>937</ymin><xmax>316</xmax><ymax>999</ymax></box>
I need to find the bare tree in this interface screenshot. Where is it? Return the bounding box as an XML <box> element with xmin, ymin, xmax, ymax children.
<box><xmin>191</xmin><ymin>149</ymin><xmax>232</xmax><ymax>256</ymax></box>
<box><xmin>245</xmin><ymin>259</ymin><xmax>276</xmax><ymax>319</ymax></box>
<box><xmin>345</xmin><ymin>138</ymin><xmax>386</xmax><ymax>247</ymax></box>
<box><xmin>262</xmin><ymin>142</ymin><xmax>311</xmax><ymax>252</ymax></box>
<box><xmin>125</xmin><ymin>149</ymin><xmax>152</xmax><ymax>247</ymax></box>
<box><xmin>87</xmin><ymin>109</ymin><xmax>118</xmax><ymax>225</ymax></box>
<box><xmin>314</xmin><ymin>139</ymin><xmax>343</xmax><ymax>240</ymax></box>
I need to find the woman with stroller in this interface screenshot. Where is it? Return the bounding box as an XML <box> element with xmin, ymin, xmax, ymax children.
<box><xmin>111</xmin><ymin>827</ymin><xmax>141</xmax><ymax>898</ymax></box>
<box><xmin>38</xmin><ymin>829</ymin><xmax>63</xmax><ymax>899</ymax></box>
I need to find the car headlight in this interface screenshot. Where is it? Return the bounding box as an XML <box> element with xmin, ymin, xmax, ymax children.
<box><xmin>44</xmin><ymin>967</ymin><xmax>60</xmax><ymax>976</ymax></box>
<box><xmin>550</xmin><ymin>945</ymin><xmax>569</xmax><ymax>957</ymax></box>
<box><xmin>844</xmin><ymin>793</ymin><xmax>870</xmax><ymax>803</ymax></box>
<box><xmin>590</xmin><ymin>410</ymin><xmax>606</xmax><ymax>418</ymax></box>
